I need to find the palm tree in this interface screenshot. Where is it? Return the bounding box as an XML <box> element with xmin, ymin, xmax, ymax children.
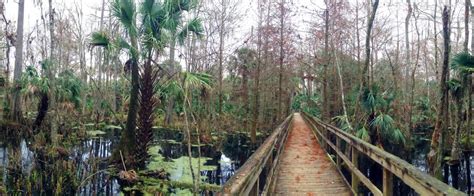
<box><xmin>449</xmin><ymin>52</ymin><xmax>474</xmax><ymax>187</ymax></box>
<box><xmin>91</xmin><ymin>0</ymin><xmax>159</xmax><ymax>167</ymax></box>
<box><xmin>179</xmin><ymin>71</ymin><xmax>212</xmax><ymax>195</ymax></box>
<box><xmin>163</xmin><ymin>0</ymin><xmax>203</xmax><ymax>126</ymax></box>
<box><xmin>360</xmin><ymin>84</ymin><xmax>405</xmax><ymax>147</ymax></box>
<box><xmin>21</xmin><ymin>64</ymin><xmax>83</xmax><ymax>133</ymax></box>
<box><xmin>91</xmin><ymin>0</ymin><xmax>202</xmax><ymax>169</ymax></box>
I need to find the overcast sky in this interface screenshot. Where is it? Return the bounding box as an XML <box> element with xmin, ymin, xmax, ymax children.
<box><xmin>3</xmin><ymin>0</ymin><xmax>466</xmax><ymax>68</ymax></box>
<box><xmin>3</xmin><ymin>0</ymin><xmax>325</xmax><ymax>42</ymax></box>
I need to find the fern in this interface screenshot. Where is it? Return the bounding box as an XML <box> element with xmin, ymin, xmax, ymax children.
<box><xmin>356</xmin><ymin>127</ymin><xmax>370</xmax><ymax>142</ymax></box>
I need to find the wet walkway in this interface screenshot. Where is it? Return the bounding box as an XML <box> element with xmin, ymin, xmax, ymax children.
<box><xmin>273</xmin><ymin>113</ymin><xmax>351</xmax><ymax>195</ymax></box>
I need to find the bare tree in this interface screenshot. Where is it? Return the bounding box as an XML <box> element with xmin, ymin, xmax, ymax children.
<box><xmin>361</xmin><ymin>0</ymin><xmax>379</xmax><ymax>88</ymax></box>
<box><xmin>428</xmin><ymin>6</ymin><xmax>450</xmax><ymax>180</ymax></box>
<box><xmin>11</xmin><ymin>0</ymin><xmax>25</xmax><ymax>122</ymax></box>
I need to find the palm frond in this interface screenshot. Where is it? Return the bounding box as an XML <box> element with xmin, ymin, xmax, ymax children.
<box><xmin>90</xmin><ymin>31</ymin><xmax>111</xmax><ymax>49</ymax></box>
<box><xmin>451</xmin><ymin>52</ymin><xmax>474</xmax><ymax>73</ymax></box>
<box><xmin>183</xmin><ymin>72</ymin><xmax>213</xmax><ymax>90</ymax></box>
<box><xmin>177</xmin><ymin>18</ymin><xmax>203</xmax><ymax>45</ymax></box>
<box><xmin>392</xmin><ymin>129</ymin><xmax>406</xmax><ymax>145</ymax></box>
<box><xmin>332</xmin><ymin>115</ymin><xmax>351</xmax><ymax>132</ymax></box>
<box><xmin>361</xmin><ymin>87</ymin><xmax>376</xmax><ymax>111</ymax></box>
<box><xmin>370</xmin><ymin>114</ymin><xmax>394</xmax><ymax>132</ymax></box>
<box><xmin>164</xmin><ymin>0</ymin><xmax>196</xmax><ymax>14</ymax></box>
<box><xmin>112</xmin><ymin>0</ymin><xmax>137</xmax><ymax>36</ymax></box>
<box><xmin>161</xmin><ymin>79</ymin><xmax>183</xmax><ymax>98</ymax></box>
<box><xmin>447</xmin><ymin>79</ymin><xmax>463</xmax><ymax>99</ymax></box>
<box><xmin>140</xmin><ymin>0</ymin><xmax>160</xmax><ymax>17</ymax></box>
<box><xmin>114</xmin><ymin>37</ymin><xmax>132</xmax><ymax>51</ymax></box>
<box><xmin>356</xmin><ymin>127</ymin><xmax>370</xmax><ymax>142</ymax></box>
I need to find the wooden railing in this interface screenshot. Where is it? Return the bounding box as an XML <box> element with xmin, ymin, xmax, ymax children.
<box><xmin>221</xmin><ymin>114</ymin><xmax>293</xmax><ymax>195</ymax></box>
<box><xmin>301</xmin><ymin>112</ymin><xmax>466</xmax><ymax>196</ymax></box>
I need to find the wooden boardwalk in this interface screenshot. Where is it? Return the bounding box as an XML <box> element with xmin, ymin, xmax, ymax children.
<box><xmin>222</xmin><ymin>113</ymin><xmax>464</xmax><ymax>196</ymax></box>
<box><xmin>273</xmin><ymin>113</ymin><xmax>351</xmax><ymax>195</ymax></box>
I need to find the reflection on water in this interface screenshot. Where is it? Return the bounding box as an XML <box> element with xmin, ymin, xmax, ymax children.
<box><xmin>0</xmin><ymin>127</ymin><xmax>258</xmax><ymax>195</ymax></box>
<box><xmin>411</xmin><ymin>134</ymin><xmax>474</xmax><ymax>193</ymax></box>
<box><xmin>219</xmin><ymin>154</ymin><xmax>235</xmax><ymax>184</ymax></box>
<box><xmin>73</xmin><ymin>137</ymin><xmax>120</xmax><ymax>195</ymax></box>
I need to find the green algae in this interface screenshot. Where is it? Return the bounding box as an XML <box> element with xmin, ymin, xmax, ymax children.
<box><xmin>143</xmin><ymin>144</ymin><xmax>219</xmax><ymax>194</ymax></box>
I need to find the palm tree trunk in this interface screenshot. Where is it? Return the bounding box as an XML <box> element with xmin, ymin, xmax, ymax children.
<box><xmin>118</xmin><ymin>34</ymin><xmax>139</xmax><ymax>163</ymax></box>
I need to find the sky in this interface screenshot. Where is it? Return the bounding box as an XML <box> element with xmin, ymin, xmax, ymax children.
<box><xmin>2</xmin><ymin>0</ymin><xmax>327</xmax><ymax>72</ymax></box>
<box><xmin>3</xmin><ymin>0</ymin><xmax>324</xmax><ymax>43</ymax></box>
<box><xmin>3</xmin><ymin>0</ymin><xmax>466</xmax><ymax>72</ymax></box>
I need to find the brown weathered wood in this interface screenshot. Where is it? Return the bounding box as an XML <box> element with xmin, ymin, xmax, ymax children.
<box><xmin>383</xmin><ymin>168</ymin><xmax>393</xmax><ymax>196</ymax></box>
<box><xmin>336</xmin><ymin>137</ymin><xmax>342</xmax><ymax>169</ymax></box>
<box><xmin>221</xmin><ymin>115</ymin><xmax>293</xmax><ymax>195</ymax></box>
<box><xmin>302</xmin><ymin>113</ymin><xmax>466</xmax><ymax>196</ymax></box>
<box><xmin>224</xmin><ymin>113</ymin><xmax>465</xmax><ymax>196</ymax></box>
<box><xmin>262</xmin><ymin>120</ymin><xmax>293</xmax><ymax>195</ymax></box>
<box><xmin>272</xmin><ymin>114</ymin><xmax>351</xmax><ymax>195</ymax></box>
<box><xmin>313</xmin><ymin>121</ymin><xmax>380</xmax><ymax>195</ymax></box>
<box><xmin>351</xmin><ymin>146</ymin><xmax>360</xmax><ymax>195</ymax></box>
<box><xmin>249</xmin><ymin>178</ymin><xmax>259</xmax><ymax>196</ymax></box>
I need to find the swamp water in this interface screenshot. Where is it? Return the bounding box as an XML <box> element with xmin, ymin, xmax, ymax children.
<box><xmin>0</xmin><ymin>127</ymin><xmax>259</xmax><ymax>195</ymax></box>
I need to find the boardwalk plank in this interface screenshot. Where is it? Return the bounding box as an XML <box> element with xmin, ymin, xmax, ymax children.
<box><xmin>273</xmin><ymin>113</ymin><xmax>351</xmax><ymax>195</ymax></box>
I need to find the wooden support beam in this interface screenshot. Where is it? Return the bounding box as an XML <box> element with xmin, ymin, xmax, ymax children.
<box><xmin>249</xmin><ymin>178</ymin><xmax>259</xmax><ymax>196</ymax></box>
<box><xmin>336</xmin><ymin>137</ymin><xmax>341</xmax><ymax>169</ymax></box>
<box><xmin>221</xmin><ymin>115</ymin><xmax>293</xmax><ymax>195</ymax></box>
<box><xmin>383</xmin><ymin>168</ymin><xmax>393</xmax><ymax>196</ymax></box>
<box><xmin>313</xmin><ymin>124</ymin><xmax>381</xmax><ymax>195</ymax></box>
<box><xmin>301</xmin><ymin>113</ymin><xmax>466</xmax><ymax>196</ymax></box>
<box><xmin>351</xmin><ymin>145</ymin><xmax>360</xmax><ymax>195</ymax></box>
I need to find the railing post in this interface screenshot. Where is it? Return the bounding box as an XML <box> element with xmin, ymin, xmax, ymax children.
<box><xmin>249</xmin><ymin>177</ymin><xmax>259</xmax><ymax>196</ymax></box>
<box><xmin>351</xmin><ymin>146</ymin><xmax>359</xmax><ymax>195</ymax></box>
<box><xmin>336</xmin><ymin>137</ymin><xmax>341</xmax><ymax>169</ymax></box>
<box><xmin>322</xmin><ymin>125</ymin><xmax>327</xmax><ymax>150</ymax></box>
<box><xmin>383</xmin><ymin>168</ymin><xmax>393</xmax><ymax>196</ymax></box>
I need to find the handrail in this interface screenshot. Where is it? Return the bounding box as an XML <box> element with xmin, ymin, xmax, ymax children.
<box><xmin>301</xmin><ymin>112</ymin><xmax>466</xmax><ymax>196</ymax></box>
<box><xmin>221</xmin><ymin>114</ymin><xmax>293</xmax><ymax>195</ymax></box>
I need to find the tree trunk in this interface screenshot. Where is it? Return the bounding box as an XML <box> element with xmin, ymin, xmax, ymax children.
<box><xmin>116</xmin><ymin>27</ymin><xmax>139</xmax><ymax>165</ymax></box>
<box><xmin>404</xmin><ymin>0</ymin><xmax>412</xmax><ymax>95</ymax></box>
<box><xmin>251</xmin><ymin>0</ymin><xmax>263</xmax><ymax>144</ymax></box>
<box><xmin>428</xmin><ymin>6</ymin><xmax>450</xmax><ymax>180</ymax></box>
<box><xmin>434</xmin><ymin>1</ymin><xmax>440</xmax><ymax>81</ymax></box>
<box><xmin>323</xmin><ymin>8</ymin><xmax>329</xmax><ymax>121</ymax></box>
<box><xmin>334</xmin><ymin>47</ymin><xmax>352</xmax><ymax>131</ymax></box>
<box><xmin>278</xmin><ymin>0</ymin><xmax>285</xmax><ymax>121</ymax></box>
<box><xmin>134</xmin><ymin>53</ymin><xmax>156</xmax><ymax>169</ymax></box>
<box><xmin>404</xmin><ymin>0</ymin><xmax>412</xmax><ymax>145</ymax></box>
<box><xmin>11</xmin><ymin>0</ymin><xmax>25</xmax><ymax>122</ymax></box>
<box><xmin>467</xmin><ymin>2</ymin><xmax>474</xmax><ymax>193</ymax></box>
<box><xmin>48</xmin><ymin>0</ymin><xmax>58</xmax><ymax>146</ymax></box>
<box><xmin>242</xmin><ymin>64</ymin><xmax>249</xmax><ymax>133</ymax></box>
<box><xmin>217</xmin><ymin>0</ymin><xmax>225</xmax><ymax>116</ymax></box>
<box><xmin>408</xmin><ymin>3</ymin><xmax>419</xmax><ymax>149</ymax></box>
<box><xmin>361</xmin><ymin>0</ymin><xmax>379</xmax><ymax>89</ymax></box>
